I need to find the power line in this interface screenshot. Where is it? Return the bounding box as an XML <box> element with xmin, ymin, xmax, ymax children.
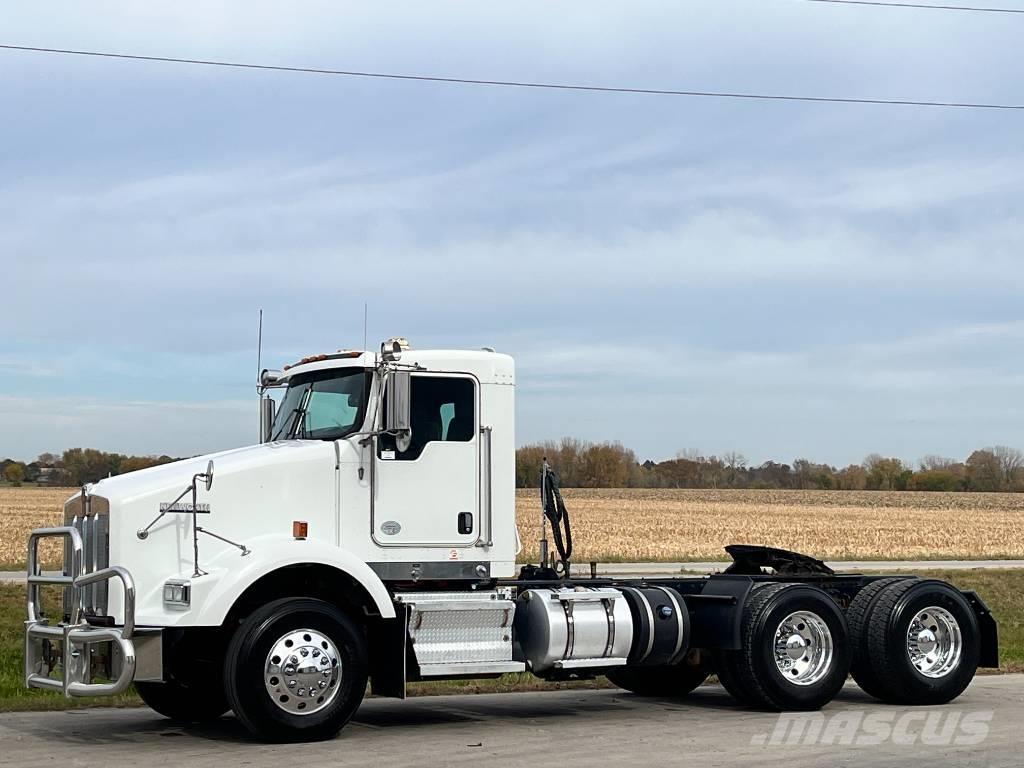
<box><xmin>2</xmin><ymin>43</ymin><xmax>1023</xmax><ymax>111</ymax></box>
<box><xmin>805</xmin><ymin>0</ymin><xmax>1024</xmax><ymax>13</ymax></box>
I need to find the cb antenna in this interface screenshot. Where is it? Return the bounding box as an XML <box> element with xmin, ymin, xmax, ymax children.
<box><xmin>363</xmin><ymin>303</ymin><xmax>368</xmax><ymax>352</ymax></box>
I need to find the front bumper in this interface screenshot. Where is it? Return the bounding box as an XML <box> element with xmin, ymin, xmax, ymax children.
<box><xmin>25</xmin><ymin>525</ymin><xmax>138</xmax><ymax>697</ymax></box>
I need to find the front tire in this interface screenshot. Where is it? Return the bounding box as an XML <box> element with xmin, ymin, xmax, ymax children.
<box><xmin>136</xmin><ymin>679</ymin><xmax>229</xmax><ymax>723</ymax></box>
<box><xmin>224</xmin><ymin>598</ymin><xmax>368</xmax><ymax>742</ymax></box>
<box><xmin>715</xmin><ymin>583</ymin><xmax>850</xmax><ymax>711</ymax></box>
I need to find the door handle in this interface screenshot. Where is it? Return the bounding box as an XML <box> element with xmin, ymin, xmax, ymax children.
<box><xmin>458</xmin><ymin>512</ymin><xmax>473</xmax><ymax>535</ymax></box>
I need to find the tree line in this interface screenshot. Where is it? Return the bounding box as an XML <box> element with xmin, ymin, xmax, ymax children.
<box><xmin>515</xmin><ymin>439</ymin><xmax>1024</xmax><ymax>492</ymax></box>
<box><xmin>4</xmin><ymin>441</ymin><xmax>1023</xmax><ymax>492</ymax></box>
<box><xmin>1</xmin><ymin>449</ymin><xmax>179</xmax><ymax>487</ymax></box>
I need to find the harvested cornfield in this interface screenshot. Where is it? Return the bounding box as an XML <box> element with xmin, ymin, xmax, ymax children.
<box><xmin>0</xmin><ymin>487</ymin><xmax>70</xmax><ymax>567</ymax></box>
<box><xmin>3</xmin><ymin>486</ymin><xmax>1024</xmax><ymax>566</ymax></box>
<box><xmin>515</xmin><ymin>488</ymin><xmax>1024</xmax><ymax>562</ymax></box>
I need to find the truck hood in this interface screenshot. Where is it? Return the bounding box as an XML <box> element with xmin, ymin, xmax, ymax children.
<box><xmin>85</xmin><ymin>440</ymin><xmax>331</xmax><ymax>505</ymax></box>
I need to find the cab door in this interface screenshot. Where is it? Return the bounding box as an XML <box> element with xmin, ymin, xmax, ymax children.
<box><xmin>371</xmin><ymin>373</ymin><xmax>480</xmax><ymax>548</ymax></box>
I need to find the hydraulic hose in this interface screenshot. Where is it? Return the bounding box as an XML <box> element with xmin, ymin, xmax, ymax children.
<box><xmin>540</xmin><ymin>465</ymin><xmax>573</xmax><ymax>574</ymax></box>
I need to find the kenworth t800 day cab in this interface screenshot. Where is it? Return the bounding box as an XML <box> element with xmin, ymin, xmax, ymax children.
<box><xmin>25</xmin><ymin>340</ymin><xmax>999</xmax><ymax>742</ymax></box>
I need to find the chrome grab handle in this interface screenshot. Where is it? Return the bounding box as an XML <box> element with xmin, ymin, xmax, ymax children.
<box><xmin>25</xmin><ymin>526</ymin><xmax>137</xmax><ymax>697</ymax></box>
<box><xmin>477</xmin><ymin>425</ymin><xmax>493</xmax><ymax>547</ymax></box>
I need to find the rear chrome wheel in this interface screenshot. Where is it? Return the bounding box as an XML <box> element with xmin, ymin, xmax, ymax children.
<box><xmin>716</xmin><ymin>583</ymin><xmax>850</xmax><ymax>711</ymax></box>
<box><xmin>906</xmin><ymin>606</ymin><xmax>963</xmax><ymax>679</ymax></box>
<box><xmin>773</xmin><ymin>610</ymin><xmax>834</xmax><ymax>687</ymax></box>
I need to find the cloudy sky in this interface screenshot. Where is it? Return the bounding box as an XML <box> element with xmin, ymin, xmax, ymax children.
<box><xmin>2</xmin><ymin>1</ymin><xmax>1023</xmax><ymax>466</ymax></box>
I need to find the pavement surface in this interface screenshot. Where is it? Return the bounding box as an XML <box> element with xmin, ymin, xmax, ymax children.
<box><xmin>5</xmin><ymin>559</ymin><xmax>1024</xmax><ymax>583</ymax></box>
<box><xmin>0</xmin><ymin>676</ymin><xmax>1019</xmax><ymax>767</ymax></box>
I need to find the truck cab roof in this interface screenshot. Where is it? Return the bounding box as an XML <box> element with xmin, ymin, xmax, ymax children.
<box><xmin>278</xmin><ymin>347</ymin><xmax>515</xmax><ymax>386</ymax></box>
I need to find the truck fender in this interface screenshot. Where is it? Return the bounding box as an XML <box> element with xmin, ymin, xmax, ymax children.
<box><xmin>193</xmin><ymin>535</ymin><xmax>396</xmax><ymax>625</ymax></box>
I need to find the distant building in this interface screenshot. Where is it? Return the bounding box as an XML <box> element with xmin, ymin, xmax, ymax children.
<box><xmin>36</xmin><ymin>467</ymin><xmax>63</xmax><ymax>486</ymax></box>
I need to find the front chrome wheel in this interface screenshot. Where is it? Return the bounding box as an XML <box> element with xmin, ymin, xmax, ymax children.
<box><xmin>906</xmin><ymin>606</ymin><xmax>963</xmax><ymax>679</ymax></box>
<box><xmin>225</xmin><ymin>598</ymin><xmax>367</xmax><ymax>742</ymax></box>
<box><xmin>264</xmin><ymin>629</ymin><xmax>342</xmax><ymax>715</ymax></box>
<box><xmin>773</xmin><ymin>610</ymin><xmax>835</xmax><ymax>686</ymax></box>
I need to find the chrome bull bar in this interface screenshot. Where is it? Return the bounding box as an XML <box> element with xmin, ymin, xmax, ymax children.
<box><xmin>25</xmin><ymin>526</ymin><xmax>136</xmax><ymax>697</ymax></box>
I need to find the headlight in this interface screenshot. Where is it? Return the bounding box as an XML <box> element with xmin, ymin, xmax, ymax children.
<box><xmin>163</xmin><ymin>579</ymin><xmax>191</xmax><ymax>609</ymax></box>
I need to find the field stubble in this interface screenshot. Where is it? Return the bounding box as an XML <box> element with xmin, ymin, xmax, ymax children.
<box><xmin>516</xmin><ymin>488</ymin><xmax>1024</xmax><ymax>562</ymax></box>
<box><xmin>0</xmin><ymin>488</ymin><xmax>69</xmax><ymax>568</ymax></box>
<box><xmin>2</xmin><ymin>487</ymin><xmax>1024</xmax><ymax>567</ymax></box>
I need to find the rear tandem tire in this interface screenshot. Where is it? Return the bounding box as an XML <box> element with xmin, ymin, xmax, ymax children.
<box><xmin>715</xmin><ymin>583</ymin><xmax>851</xmax><ymax>711</ymax></box>
<box><xmin>606</xmin><ymin>650</ymin><xmax>711</xmax><ymax>697</ymax></box>
<box><xmin>846</xmin><ymin>577</ymin><xmax>913</xmax><ymax>699</ymax></box>
<box><xmin>858</xmin><ymin>579</ymin><xmax>980</xmax><ymax>705</ymax></box>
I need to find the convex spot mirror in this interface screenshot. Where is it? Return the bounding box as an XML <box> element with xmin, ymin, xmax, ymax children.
<box><xmin>204</xmin><ymin>460</ymin><xmax>214</xmax><ymax>491</ymax></box>
<box><xmin>259</xmin><ymin>396</ymin><xmax>277</xmax><ymax>443</ymax></box>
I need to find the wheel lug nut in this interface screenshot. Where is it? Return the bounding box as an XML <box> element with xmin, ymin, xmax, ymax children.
<box><xmin>288</xmin><ymin>679</ymin><xmax>296</xmax><ymax>688</ymax></box>
<box><xmin>320</xmin><ymin>657</ymin><xmax>328</xmax><ymax>665</ymax></box>
<box><xmin>300</xmin><ymin>648</ymin><xmax>309</xmax><ymax>657</ymax></box>
<box><xmin>319</xmin><ymin>680</ymin><xmax>327</xmax><ymax>689</ymax></box>
<box><xmin>312</xmin><ymin>649</ymin><xmax>320</xmax><ymax>657</ymax></box>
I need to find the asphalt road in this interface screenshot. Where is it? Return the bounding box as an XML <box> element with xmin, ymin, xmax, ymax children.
<box><xmin>1</xmin><ymin>676</ymin><xmax>1019</xmax><ymax>767</ymax></box>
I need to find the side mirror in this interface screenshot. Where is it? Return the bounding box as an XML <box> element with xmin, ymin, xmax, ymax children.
<box><xmin>385</xmin><ymin>371</ymin><xmax>412</xmax><ymax>452</ymax></box>
<box><xmin>204</xmin><ymin>460</ymin><xmax>215</xmax><ymax>491</ymax></box>
<box><xmin>260</xmin><ymin>396</ymin><xmax>276</xmax><ymax>443</ymax></box>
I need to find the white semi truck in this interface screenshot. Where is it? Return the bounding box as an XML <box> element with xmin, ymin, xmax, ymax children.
<box><xmin>25</xmin><ymin>340</ymin><xmax>998</xmax><ymax>742</ymax></box>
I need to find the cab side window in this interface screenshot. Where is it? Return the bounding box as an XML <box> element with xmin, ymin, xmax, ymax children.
<box><xmin>380</xmin><ymin>376</ymin><xmax>475</xmax><ymax>460</ymax></box>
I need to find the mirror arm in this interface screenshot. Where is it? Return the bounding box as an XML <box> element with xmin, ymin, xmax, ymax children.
<box><xmin>353</xmin><ymin>427</ymin><xmax>407</xmax><ymax>447</ymax></box>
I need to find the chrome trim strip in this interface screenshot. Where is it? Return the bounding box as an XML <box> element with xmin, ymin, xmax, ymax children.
<box><xmin>478</xmin><ymin>425</ymin><xmax>493</xmax><ymax>547</ymax></box>
<box><xmin>603</xmin><ymin>598</ymin><xmax>616</xmax><ymax>658</ymax></box>
<box><xmin>562</xmin><ymin>599</ymin><xmax>576</xmax><ymax>660</ymax></box>
<box><xmin>367</xmin><ymin>561</ymin><xmax>491</xmax><ymax>581</ymax></box>
<box><xmin>417</xmin><ymin>661</ymin><xmax>526</xmax><ymax>677</ymax></box>
<box><xmin>553</xmin><ymin>657</ymin><xmax>628</xmax><ymax>670</ymax></box>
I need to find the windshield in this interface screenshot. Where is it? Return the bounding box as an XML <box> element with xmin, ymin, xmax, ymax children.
<box><xmin>271</xmin><ymin>368</ymin><xmax>371</xmax><ymax>441</ymax></box>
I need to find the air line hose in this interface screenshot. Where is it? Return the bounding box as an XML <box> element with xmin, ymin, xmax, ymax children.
<box><xmin>541</xmin><ymin>465</ymin><xmax>573</xmax><ymax>574</ymax></box>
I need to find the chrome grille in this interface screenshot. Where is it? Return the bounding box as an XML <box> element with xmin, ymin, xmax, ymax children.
<box><xmin>63</xmin><ymin>492</ymin><xmax>110</xmax><ymax>617</ymax></box>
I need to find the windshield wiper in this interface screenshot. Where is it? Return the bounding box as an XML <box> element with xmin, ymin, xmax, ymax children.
<box><xmin>273</xmin><ymin>390</ymin><xmax>311</xmax><ymax>440</ymax></box>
